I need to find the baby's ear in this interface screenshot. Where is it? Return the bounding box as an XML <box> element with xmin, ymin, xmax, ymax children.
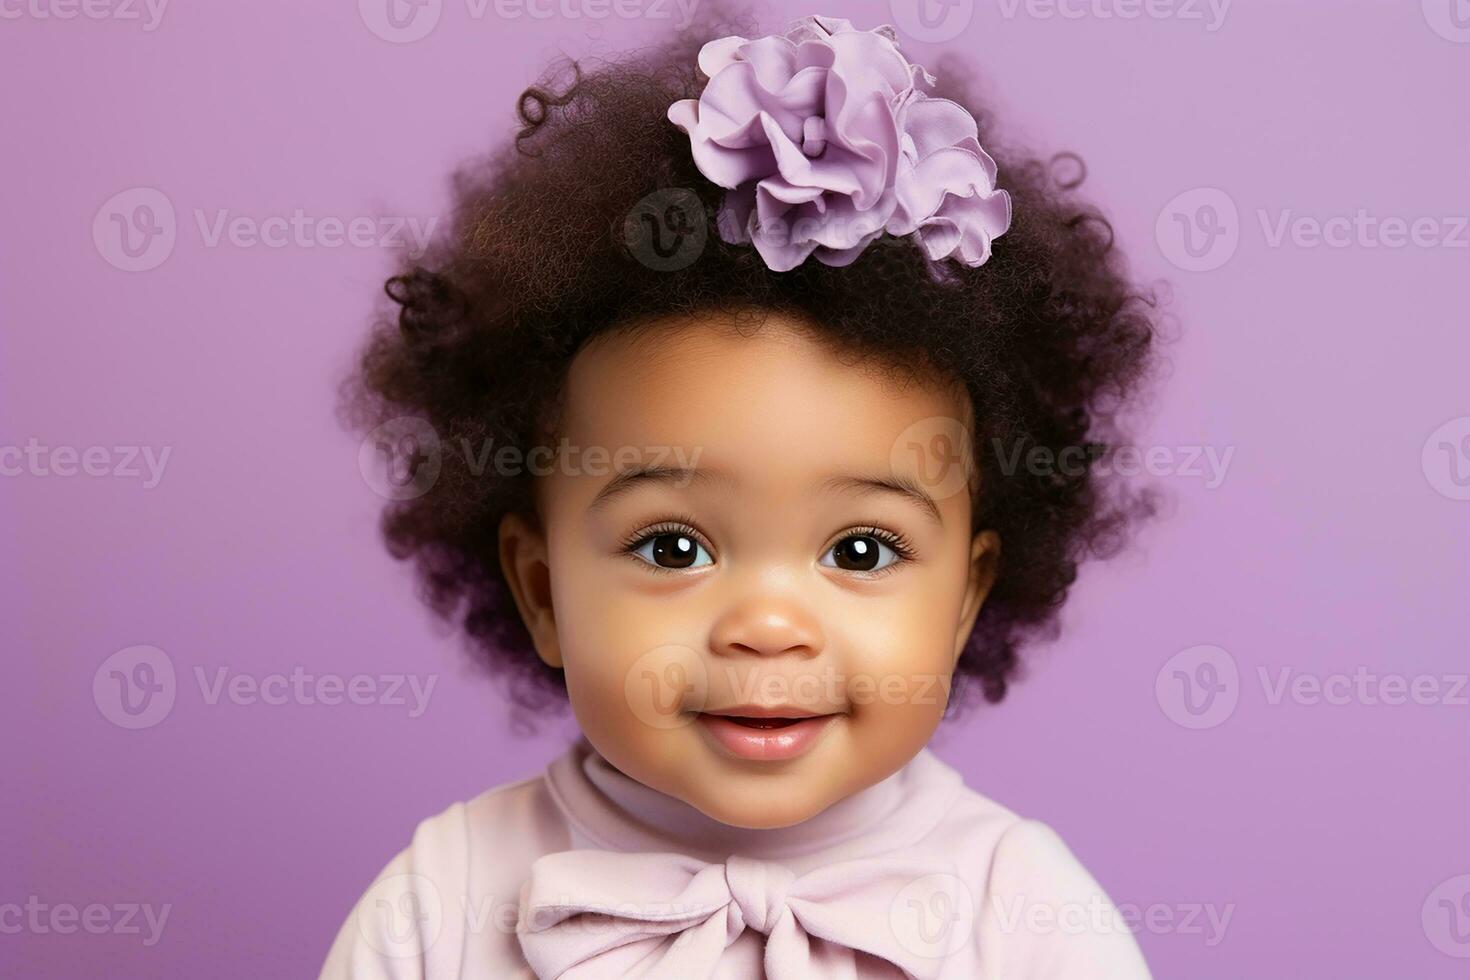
<box><xmin>954</xmin><ymin>530</ymin><xmax>1001</xmax><ymax>662</ymax></box>
<box><xmin>498</xmin><ymin>511</ymin><xmax>563</xmax><ymax>669</ymax></box>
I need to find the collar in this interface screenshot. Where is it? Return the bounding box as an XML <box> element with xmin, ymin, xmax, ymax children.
<box><xmin>523</xmin><ymin>736</ymin><xmax>974</xmax><ymax>979</ymax></box>
<box><xmin>543</xmin><ymin>734</ymin><xmax>964</xmax><ymax>865</ymax></box>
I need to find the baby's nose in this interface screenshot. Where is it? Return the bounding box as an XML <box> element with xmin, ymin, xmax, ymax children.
<box><xmin>708</xmin><ymin>593</ymin><xmax>824</xmax><ymax>659</ymax></box>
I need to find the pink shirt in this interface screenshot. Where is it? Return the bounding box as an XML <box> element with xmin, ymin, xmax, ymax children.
<box><xmin>320</xmin><ymin>737</ymin><xmax>1150</xmax><ymax>978</ymax></box>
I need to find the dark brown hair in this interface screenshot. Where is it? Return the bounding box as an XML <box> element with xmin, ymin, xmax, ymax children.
<box><xmin>341</xmin><ymin>6</ymin><xmax>1165</xmax><ymax>727</ymax></box>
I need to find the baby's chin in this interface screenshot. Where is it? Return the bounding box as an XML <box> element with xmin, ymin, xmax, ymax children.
<box><xmin>679</xmin><ymin>775</ymin><xmax>844</xmax><ymax>830</ymax></box>
<box><xmin>665</xmin><ymin>736</ymin><xmax>867</xmax><ymax>830</ymax></box>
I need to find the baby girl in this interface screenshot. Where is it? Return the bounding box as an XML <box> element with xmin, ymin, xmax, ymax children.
<box><xmin>324</xmin><ymin>10</ymin><xmax>1161</xmax><ymax>978</ymax></box>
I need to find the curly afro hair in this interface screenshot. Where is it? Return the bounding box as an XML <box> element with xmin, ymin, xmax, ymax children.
<box><xmin>341</xmin><ymin>7</ymin><xmax>1165</xmax><ymax>728</ymax></box>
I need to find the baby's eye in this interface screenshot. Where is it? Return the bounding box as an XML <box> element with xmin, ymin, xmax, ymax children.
<box><xmin>632</xmin><ymin>532</ymin><xmax>713</xmax><ymax>570</ymax></box>
<box><xmin>820</xmin><ymin>533</ymin><xmax>902</xmax><ymax>573</ymax></box>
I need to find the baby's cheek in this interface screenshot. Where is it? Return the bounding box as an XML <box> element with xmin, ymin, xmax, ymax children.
<box><xmin>557</xmin><ymin>588</ymin><xmax>709</xmax><ymax>727</ymax></box>
<box><xmin>834</xmin><ymin>597</ymin><xmax>958</xmax><ymax>779</ymax></box>
<box><xmin>834</xmin><ymin>668</ymin><xmax>950</xmax><ymax>806</ymax></box>
<box><xmin>836</xmin><ymin>591</ymin><xmax>959</xmax><ymax>706</ymax></box>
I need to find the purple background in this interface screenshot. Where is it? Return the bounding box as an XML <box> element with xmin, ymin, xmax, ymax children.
<box><xmin>5</xmin><ymin>0</ymin><xmax>1468</xmax><ymax>976</ymax></box>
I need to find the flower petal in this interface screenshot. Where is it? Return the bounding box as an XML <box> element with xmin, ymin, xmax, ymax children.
<box><xmin>759</xmin><ymin>111</ymin><xmax>866</xmax><ymax>198</ymax></box>
<box><xmin>667</xmin><ymin>16</ymin><xmax>1008</xmax><ymax>273</ymax></box>
<box><xmin>904</xmin><ymin>97</ymin><xmax>981</xmax><ymax>161</ymax></box>
<box><xmin>732</xmin><ymin>35</ymin><xmax>800</xmax><ymax>96</ymax></box>
<box><xmin>915</xmin><ymin>219</ymin><xmax>963</xmax><ymax>262</ymax></box>
<box><xmin>804</xmin><ymin>191</ymin><xmax>894</xmax><ymax>250</ymax></box>
<box><xmin>895</xmin><ymin>146</ymin><xmax>995</xmax><ymax>222</ymax></box>
<box><xmin>922</xmin><ymin>188</ymin><xmax>1013</xmax><ymax>266</ymax></box>
<box><xmin>821</xmin><ymin>79</ymin><xmax>899</xmax><ymax>209</ymax></box>
<box><xmin>697</xmin><ymin>35</ymin><xmax>748</xmax><ymax>78</ymax></box>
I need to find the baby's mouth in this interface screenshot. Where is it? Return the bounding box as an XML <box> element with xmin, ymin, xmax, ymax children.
<box><xmin>696</xmin><ymin>703</ymin><xmax>837</xmax><ymax>728</ymax></box>
<box><xmin>693</xmin><ymin>708</ymin><xmax>839</xmax><ymax>762</ymax></box>
<box><xmin>716</xmin><ymin>716</ymin><xmax>805</xmax><ymax>729</ymax></box>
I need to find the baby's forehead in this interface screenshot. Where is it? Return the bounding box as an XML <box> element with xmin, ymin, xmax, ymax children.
<box><xmin>540</xmin><ymin>312</ymin><xmax>975</xmax><ymax>514</ymax></box>
<box><xmin>560</xmin><ymin>311</ymin><xmax>972</xmax><ymax>448</ymax></box>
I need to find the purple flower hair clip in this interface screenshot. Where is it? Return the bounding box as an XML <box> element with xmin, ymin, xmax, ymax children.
<box><xmin>666</xmin><ymin>14</ymin><xmax>1012</xmax><ymax>274</ymax></box>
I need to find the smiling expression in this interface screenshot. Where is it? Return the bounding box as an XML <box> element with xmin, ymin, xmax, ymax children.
<box><xmin>499</xmin><ymin>308</ymin><xmax>998</xmax><ymax>829</ymax></box>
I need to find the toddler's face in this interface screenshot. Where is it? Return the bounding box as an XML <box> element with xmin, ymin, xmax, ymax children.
<box><xmin>500</xmin><ymin>310</ymin><xmax>998</xmax><ymax>829</ymax></box>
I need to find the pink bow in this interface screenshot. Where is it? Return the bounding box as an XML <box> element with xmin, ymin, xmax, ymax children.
<box><xmin>515</xmin><ymin>849</ymin><xmax>973</xmax><ymax>978</ymax></box>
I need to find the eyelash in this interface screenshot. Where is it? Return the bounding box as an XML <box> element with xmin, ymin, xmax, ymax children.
<box><xmin>617</xmin><ymin>518</ymin><xmax>917</xmax><ymax>576</ymax></box>
<box><xmin>617</xmin><ymin>514</ymin><xmax>713</xmax><ymax>575</ymax></box>
<box><xmin>840</xmin><ymin>525</ymin><xmax>918</xmax><ymax>569</ymax></box>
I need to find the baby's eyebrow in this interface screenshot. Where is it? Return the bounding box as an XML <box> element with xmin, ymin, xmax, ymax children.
<box><xmin>587</xmin><ymin>465</ymin><xmax>734</xmax><ymax>512</ymax></box>
<box><xmin>818</xmin><ymin>474</ymin><xmax>944</xmax><ymax>528</ymax></box>
<box><xmin>587</xmin><ymin>466</ymin><xmax>944</xmax><ymax>527</ymax></box>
